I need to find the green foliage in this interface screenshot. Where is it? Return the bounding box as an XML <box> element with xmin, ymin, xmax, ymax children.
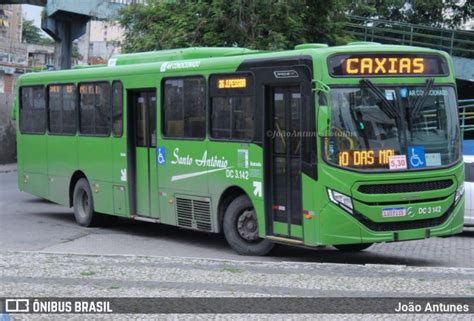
<box><xmin>71</xmin><ymin>42</ymin><xmax>81</xmax><ymax>59</ymax></box>
<box><xmin>22</xmin><ymin>18</ymin><xmax>42</xmax><ymax>44</ymax></box>
<box><xmin>118</xmin><ymin>0</ymin><xmax>351</xmax><ymax>52</ymax></box>
<box><xmin>37</xmin><ymin>37</ymin><xmax>54</xmax><ymax>45</ymax></box>
<box><xmin>80</xmin><ymin>271</ymin><xmax>96</xmax><ymax>277</ymax></box>
<box><xmin>118</xmin><ymin>0</ymin><xmax>471</xmax><ymax>53</ymax></box>
<box><xmin>220</xmin><ymin>267</ymin><xmax>243</xmax><ymax>273</ymax></box>
<box><xmin>22</xmin><ymin>18</ymin><xmax>54</xmax><ymax>45</ymax></box>
<box><xmin>347</xmin><ymin>0</ymin><xmax>473</xmax><ymax>29</ymax></box>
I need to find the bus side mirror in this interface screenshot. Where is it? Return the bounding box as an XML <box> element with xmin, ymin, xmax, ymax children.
<box><xmin>318</xmin><ymin>104</ymin><xmax>331</xmax><ymax>137</ymax></box>
<box><xmin>313</xmin><ymin>80</ymin><xmax>332</xmax><ymax>137</ymax></box>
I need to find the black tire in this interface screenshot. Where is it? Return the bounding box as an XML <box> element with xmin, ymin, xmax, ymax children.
<box><xmin>223</xmin><ymin>195</ymin><xmax>274</xmax><ymax>256</ymax></box>
<box><xmin>334</xmin><ymin>243</ymin><xmax>373</xmax><ymax>252</ymax></box>
<box><xmin>73</xmin><ymin>178</ymin><xmax>102</xmax><ymax>227</ymax></box>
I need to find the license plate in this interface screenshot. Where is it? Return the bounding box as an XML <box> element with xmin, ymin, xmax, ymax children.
<box><xmin>382</xmin><ymin>207</ymin><xmax>407</xmax><ymax>218</ymax></box>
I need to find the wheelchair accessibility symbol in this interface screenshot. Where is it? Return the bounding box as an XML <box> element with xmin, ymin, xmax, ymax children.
<box><xmin>157</xmin><ymin>147</ymin><xmax>166</xmax><ymax>165</ymax></box>
<box><xmin>408</xmin><ymin>146</ymin><xmax>426</xmax><ymax>169</ymax></box>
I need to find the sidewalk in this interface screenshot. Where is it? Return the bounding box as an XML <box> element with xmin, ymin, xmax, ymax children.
<box><xmin>0</xmin><ymin>163</ymin><xmax>16</xmax><ymax>173</ymax></box>
<box><xmin>2</xmin><ymin>251</ymin><xmax>473</xmax><ymax>297</ymax></box>
<box><xmin>1</xmin><ymin>251</ymin><xmax>473</xmax><ymax>320</ymax></box>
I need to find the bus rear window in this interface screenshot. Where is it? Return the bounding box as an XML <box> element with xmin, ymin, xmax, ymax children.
<box><xmin>20</xmin><ymin>86</ymin><xmax>46</xmax><ymax>134</ymax></box>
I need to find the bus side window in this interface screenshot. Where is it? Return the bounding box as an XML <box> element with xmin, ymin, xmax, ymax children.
<box><xmin>48</xmin><ymin>84</ymin><xmax>77</xmax><ymax>135</ymax></box>
<box><xmin>162</xmin><ymin>76</ymin><xmax>206</xmax><ymax>139</ymax></box>
<box><xmin>20</xmin><ymin>85</ymin><xmax>46</xmax><ymax>134</ymax></box>
<box><xmin>79</xmin><ymin>82</ymin><xmax>111</xmax><ymax>136</ymax></box>
<box><xmin>211</xmin><ymin>96</ymin><xmax>253</xmax><ymax>140</ymax></box>
<box><xmin>112</xmin><ymin>81</ymin><xmax>123</xmax><ymax>137</ymax></box>
<box><xmin>62</xmin><ymin>85</ymin><xmax>77</xmax><ymax>134</ymax></box>
<box><xmin>209</xmin><ymin>73</ymin><xmax>254</xmax><ymax>141</ymax></box>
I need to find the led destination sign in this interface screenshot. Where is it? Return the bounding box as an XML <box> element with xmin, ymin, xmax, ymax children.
<box><xmin>345</xmin><ymin>57</ymin><xmax>424</xmax><ymax>74</ymax></box>
<box><xmin>338</xmin><ymin>149</ymin><xmax>396</xmax><ymax>168</ymax></box>
<box><xmin>217</xmin><ymin>77</ymin><xmax>247</xmax><ymax>89</ymax></box>
<box><xmin>210</xmin><ymin>74</ymin><xmax>253</xmax><ymax>96</ymax></box>
<box><xmin>328</xmin><ymin>54</ymin><xmax>448</xmax><ymax>77</ymax></box>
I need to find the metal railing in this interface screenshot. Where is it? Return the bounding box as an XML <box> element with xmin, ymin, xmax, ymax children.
<box><xmin>345</xmin><ymin>15</ymin><xmax>474</xmax><ymax>58</ymax></box>
<box><xmin>460</xmin><ymin>99</ymin><xmax>474</xmax><ymax>139</ymax></box>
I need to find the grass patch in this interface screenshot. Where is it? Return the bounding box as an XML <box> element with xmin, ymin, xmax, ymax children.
<box><xmin>220</xmin><ymin>267</ymin><xmax>243</xmax><ymax>273</ymax></box>
<box><xmin>80</xmin><ymin>271</ymin><xmax>96</xmax><ymax>277</ymax></box>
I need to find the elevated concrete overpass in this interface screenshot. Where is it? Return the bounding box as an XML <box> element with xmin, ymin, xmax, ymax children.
<box><xmin>4</xmin><ymin>0</ymin><xmax>135</xmax><ymax>69</ymax></box>
<box><xmin>1</xmin><ymin>0</ymin><xmax>46</xmax><ymax>5</ymax></box>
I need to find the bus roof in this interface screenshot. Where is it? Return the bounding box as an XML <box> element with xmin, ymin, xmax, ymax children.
<box><xmin>17</xmin><ymin>43</ymin><xmax>452</xmax><ymax>85</ymax></box>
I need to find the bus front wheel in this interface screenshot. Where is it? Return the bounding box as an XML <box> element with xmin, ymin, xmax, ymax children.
<box><xmin>333</xmin><ymin>243</ymin><xmax>373</xmax><ymax>252</ymax></box>
<box><xmin>223</xmin><ymin>195</ymin><xmax>274</xmax><ymax>256</ymax></box>
<box><xmin>73</xmin><ymin>178</ymin><xmax>102</xmax><ymax>227</ymax></box>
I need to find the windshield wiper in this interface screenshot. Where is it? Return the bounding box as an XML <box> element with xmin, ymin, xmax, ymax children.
<box><xmin>360</xmin><ymin>79</ymin><xmax>400</xmax><ymax>120</ymax></box>
<box><xmin>411</xmin><ymin>78</ymin><xmax>434</xmax><ymax>119</ymax></box>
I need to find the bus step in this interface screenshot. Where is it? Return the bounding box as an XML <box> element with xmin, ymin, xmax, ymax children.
<box><xmin>131</xmin><ymin>215</ymin><xmax>161</xmax><ymax>224</ymax></box>
<box><xmin>266</xmin><ymin>236</ymin><xmax>304</xmax><ymax>245</ymax></box>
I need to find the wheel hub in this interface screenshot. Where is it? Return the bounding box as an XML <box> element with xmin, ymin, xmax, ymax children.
<box><xmin>78</xmin><ymin>190</ymin><xmax>89</xmax><ymax>218</ymax></box>
<box><xmin>237</xmin><ymin>209</ymin><xmax>259</xmax><ymax>241</ymax></box>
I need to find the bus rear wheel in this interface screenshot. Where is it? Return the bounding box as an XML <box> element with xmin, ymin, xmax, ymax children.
<box><xmin>223</xmin><ymin>195</ymin><xmax>274</xmax><ymax>256</ymax></box>
<box><xmin>73</xmin><ymin>178</ymin><xmax>102</xmax><ymax>227</ymax></box>
<box><xmin>334</xmin><ymin>243</ymin><xmax>373</xmax><ymax>252</ymax></box>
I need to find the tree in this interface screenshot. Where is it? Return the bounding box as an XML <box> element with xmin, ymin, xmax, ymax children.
<box><xmin>303</xmin><ymin>0</ymin><xmax>352</xmax><ymax>45</ymax></box>
<box><xmin>118</xmin><ymin>0</ymin><xmax>351</xmax><ymax>52</ymax></box>
<box><xmin>22</xmin><ymin>18</ymin><xmax>42</xmax><ymax>44</ymax></box>
<box><xmin>22</xmin><ymin>18</ymin><xmax>54</xmax><ymax>45</ymax></box>
<box><xmin>346</xmin><ymin>0</ymin><xmax>473</xmax><ymax>29</ymax></box>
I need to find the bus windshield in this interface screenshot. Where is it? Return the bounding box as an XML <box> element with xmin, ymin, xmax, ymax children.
<box><xmin>324</xmin><ymin>85</ymin><xmax>461</xmax><ymax>171</ymax></box>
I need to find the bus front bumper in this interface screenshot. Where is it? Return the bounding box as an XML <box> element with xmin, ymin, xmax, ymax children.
<box><xmin>316</xmin><ymin>197</ymin><xmax>464</xmax><ymax>246</ymax></box>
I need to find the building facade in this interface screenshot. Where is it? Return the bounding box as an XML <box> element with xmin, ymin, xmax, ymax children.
<box><xmin>0</xmin><ymin>4</ymin><xmax>22</xmax><ymax>44</ymax></box>
<box><xmin>75</xmin><ymin>19</ymin><xmax>124</xmax><ymax>65</ymax></box>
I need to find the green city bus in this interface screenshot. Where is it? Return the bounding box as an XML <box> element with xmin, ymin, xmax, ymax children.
<box><xmin>12</xmin><ymin>43</ymin><xmax>465</xmax><ymax>255</ymax></box>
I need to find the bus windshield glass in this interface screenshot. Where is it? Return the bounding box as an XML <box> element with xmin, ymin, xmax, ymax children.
<box><xmin>323</xmin><ymin>85</ymin><xmax>460</xmax><ymax>171</ymax></box>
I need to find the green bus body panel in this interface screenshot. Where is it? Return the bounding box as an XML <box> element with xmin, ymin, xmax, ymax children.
<box><xmin>135</xmin><ymin>147</ymin><xmax>150</xmax><ymax>215</ymax></box>
<box><xmin>77</xmin><ymin>137</ymin><xmax>114</xmax><ymax>214</ymax></box>
<box><xmin>47</xmin><ymin>135</ymin><xmax>78</xmax><ymax>206</ymax></box>
<box><xmin>20</xmin><ymin>135</ymin><xmax>49</xmax><ymax>199</ymax></box>
<box><xmin>111</xmin><ymin>136</ymin><xmax>128</xmax><ymax>217</ymax></box>
<box><xmin>149</xmin><ymin>151</ymin><xmax>159</xmax><ymax>219</ymax></box>
<box><xmin>15</xmin><ymin>43</ymin><xmax>463</xmax><ymax>248</ymax></box>
<box><xmin>273</xmin><ymin>222</ymin><xmax>303</xmax><ymax>238</ymax></box>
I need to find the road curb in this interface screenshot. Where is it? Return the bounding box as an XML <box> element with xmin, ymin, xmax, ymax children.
<box><xmin>0</xmin><ymin>163</ymin><xmax>17</xmax><ymax>173</ymax></box>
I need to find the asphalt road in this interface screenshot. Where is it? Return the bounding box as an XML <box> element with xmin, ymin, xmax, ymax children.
<box><xmin>1</xmin><ymin>169</ymin><xmax>473</xmax><ymax>268</ymax></box>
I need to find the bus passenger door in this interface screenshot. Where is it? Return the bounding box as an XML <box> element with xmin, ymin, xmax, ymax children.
<box><xmin>267</xmin><ymin>86</ymin><xmax>303</xmax><ymax>240</ymax></box>
<box><xmin>128</xmin><ymin>90</ymin><xmax>157</xmax><ymax>217</ymax></box>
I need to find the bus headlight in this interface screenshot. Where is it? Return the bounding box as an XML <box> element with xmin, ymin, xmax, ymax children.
<box><xmin>328</xmin><ymin>189</ymin><xmax>353</xmax><ymax>214</ymax></box>
<box><xmin>454</xmin><ymin>183</ymin><xmax>465</xmax><ymax>205</ymax></box>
